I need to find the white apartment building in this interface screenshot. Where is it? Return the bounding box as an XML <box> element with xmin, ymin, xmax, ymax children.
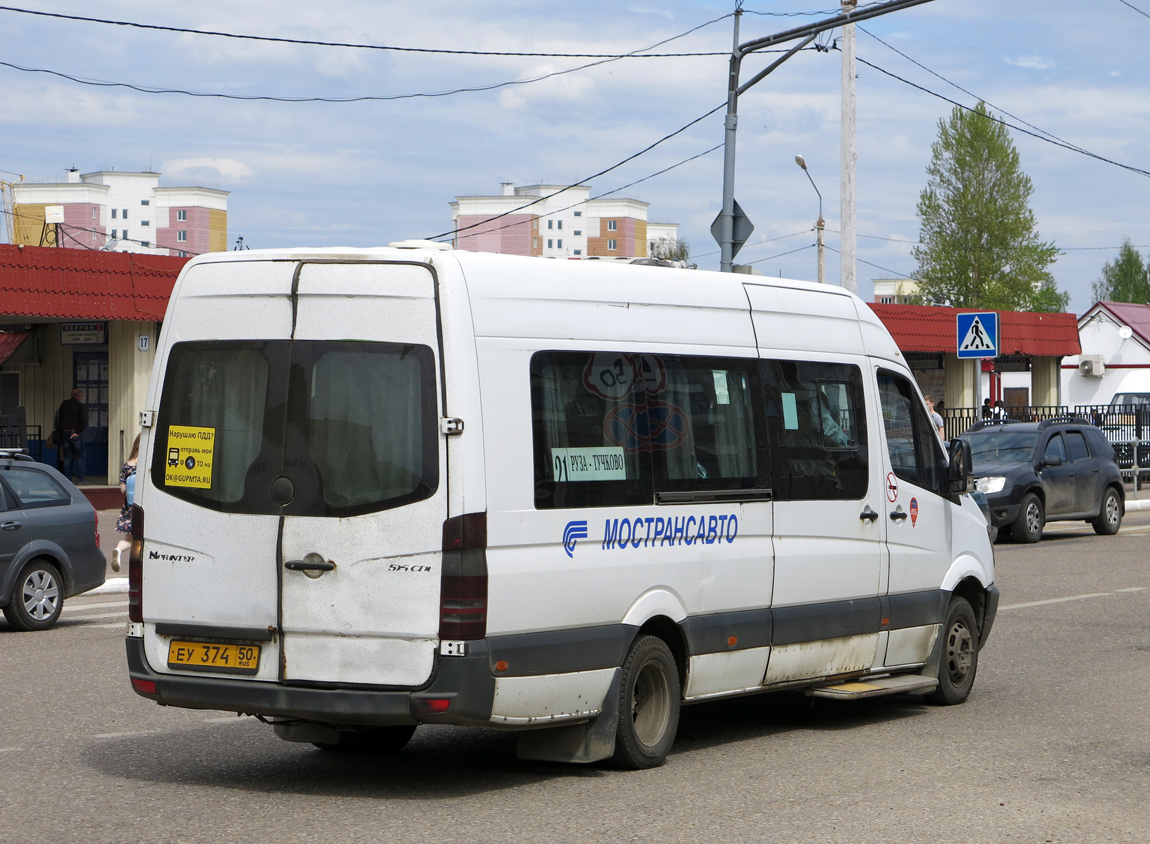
<box><xmin>11</xmin><ymin>168</ymin><xmax>228</xmax><ymax>257</ymax></box>
<box><xmin>450</xmin><ymin>183</ymin><xmax>677</xmax><ymax>260</ymax></box>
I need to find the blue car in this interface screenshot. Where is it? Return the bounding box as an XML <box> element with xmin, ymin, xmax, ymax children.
<box><xmin>0</xmin><ymin>450</ymin><xmax>105</xmax><ymax>631</ymax></box>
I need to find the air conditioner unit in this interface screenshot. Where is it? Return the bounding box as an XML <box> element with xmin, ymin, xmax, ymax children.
<box><xmin>1079</xmin><ymin>355</ymin><xmax>1105</xmax><ymax>377</ymax></box>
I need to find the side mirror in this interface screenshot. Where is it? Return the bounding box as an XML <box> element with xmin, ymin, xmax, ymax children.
<box><xmin>947</xmin><ymin>438</ymin><xmax>973</xmax><ymax>495</ymax></box>
<box><xmin>1043</xmin><ymin>453</ymin><xmax>1063</xmax><ymax>468</ymax></box>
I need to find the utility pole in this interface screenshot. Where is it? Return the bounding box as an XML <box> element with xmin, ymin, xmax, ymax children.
<box><xmin>840</xmin><ymin>0</ymin><xmax>858</xmax><ymax>293</ymax></box>
<box><xmin>715</xmin><ymin>0</ymin><xmax>937</xmax><ymax>275</ymax></box>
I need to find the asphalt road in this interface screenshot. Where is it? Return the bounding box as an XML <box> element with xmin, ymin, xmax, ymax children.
<box><xmin>2</xmin><ymin>509</ymin><xmax>1149</xmax><ymax>844</ymax></box>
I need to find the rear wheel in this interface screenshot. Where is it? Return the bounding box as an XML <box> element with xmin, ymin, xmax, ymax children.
<box><xmin>313</xmin><ymin>725</ymin><xmax>416</xmax><ymax>754</ymax></box>
<box><xmin>613</xmin><ymin>635</ymin><xmax>680</xmax><ymax>769</ymax></box>
<box><xmin>3</xmin><ymin>560</ymin><xmax>64</xmax><ymax>631</ymax></box>
<box><xmin>925</xmin><ymin>596</ymin><xmax>979</xmax><ymax>706</ymax></box>
<box><xmin>1011</xmin><ymin>493</ymin><xmax>1044</xmax><ymax>543</ymax></box>
<box><xmin>1092</xmin><ymin>487</ymin><xmax>1122</xmax><ymax>535</ymax></box>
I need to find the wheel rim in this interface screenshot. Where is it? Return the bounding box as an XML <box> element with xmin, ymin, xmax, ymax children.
<box><xmin>943</xmin><ymin>618</ymin><xmax>974</xmax><ymax>685</ymax></box>
<box><xmin>1106</xmin><ymin>494</ymin><xmax>1120</xmax><ymax>527</ymax></box>
<box><xmin>1025</xmin><ymin>502</ymin><xmax>1042</xmax><ymax>535</ymax></box>
<box><xmin>630</xmin><ymin>659</ymin><xmax>671</xmax><ymax>748</ymax></box>
<box><xmin>21</xmin><ymin>569</ymin><xmax>60</xmax><ymax>621</ymax></box>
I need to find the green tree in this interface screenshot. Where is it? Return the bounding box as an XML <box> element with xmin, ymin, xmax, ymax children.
<box><xmin>912</xmin><ymin>101</ymin><xmax>1063</xmax><ymax>311</ymax></box>
<box><xmin>1091</xmin><ymin>238</ymin><xmax>1149</xmax><ymax>304</ymax></box>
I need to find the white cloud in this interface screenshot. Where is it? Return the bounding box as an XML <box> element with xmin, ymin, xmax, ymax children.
<box><xmin>1005</xmin><ymin>55</ymin><xmax>1055</xmax><ymax>71</ymax></box>
<box><xmin>162</xmin><ymin>157</ymin><xmax>256</xmax><ymax>183</ymax></box>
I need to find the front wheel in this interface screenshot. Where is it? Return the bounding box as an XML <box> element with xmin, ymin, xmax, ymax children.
<box><xmin>1011</xmin><ymin>493</ymin><xmax>1044</xmax><ymax>543</ymax></box>
<box><xmin>925</xmin><ymin>596</ymin><xmax>979</xmax><ymax>706</ymax></box>
<box><xmin>3</xmin><ymin>560</ymin><xmax>64</xmax><ymax>631</ymax></box>
<box><xmin>1092</xmin><ymin>488</ymin><xmax>1122</xmax><ymax>535</ymax></box>
<box><xmin>613</xmin><ymin>635</ymin><xmax>680</xmax><ymax>769</ymax></box>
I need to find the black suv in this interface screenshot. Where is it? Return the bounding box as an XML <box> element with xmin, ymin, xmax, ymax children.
<box><xmin>961</xmin><ymin>417</ymin><xmax>1124</xmax><ymax>543</ymax></box>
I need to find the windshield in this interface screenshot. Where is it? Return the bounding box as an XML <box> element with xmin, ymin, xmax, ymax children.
<box><xmin>1111</xmin><ymin>393</ymin><xmax>1150</xmax><ymax>406</ymax></box>
<box><xmin>962</xmin><ymin>428</ymin><xmax>1039</xmax><ymax>465</ymax></box>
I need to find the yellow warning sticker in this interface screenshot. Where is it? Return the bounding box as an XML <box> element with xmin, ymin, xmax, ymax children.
<box><xmin>165</xmin><ymin>425</ymin><xmax>215</xmax><ymax>489</ymax></box>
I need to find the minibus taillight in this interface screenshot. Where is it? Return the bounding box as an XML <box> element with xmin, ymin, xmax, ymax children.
<box><xmin>128</xmin><ymin>504</ymin><xmax>143</xmax><ymax>623</ymax></box>
<box><xmin>440</xmin><ymin>512</ymin><xmax>488</xmax><ymax>640</ymax></box>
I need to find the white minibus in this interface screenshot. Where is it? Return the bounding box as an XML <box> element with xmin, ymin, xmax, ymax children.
<box><xmin>125</xmin><ymin>244</ymin><xmax>998</xmax><ymax>768</ymax></box>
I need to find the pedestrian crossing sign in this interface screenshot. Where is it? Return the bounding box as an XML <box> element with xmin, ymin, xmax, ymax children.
<box><xmin>956</xmin><ymin>312</ymin><xmax>999</xmax><ymax>359</ymax></box>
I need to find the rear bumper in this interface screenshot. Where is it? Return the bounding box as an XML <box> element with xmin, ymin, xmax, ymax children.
<box><xmin>126</xmin><ymin>636</ymin><xmax>497</xmax><ymax>727</ymax></box>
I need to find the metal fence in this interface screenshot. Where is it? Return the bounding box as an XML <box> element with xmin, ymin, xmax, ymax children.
<box><xmin>941</xmin><ymin>405</ymin><xmax>1067</xmax><ymax>440</ymax></box>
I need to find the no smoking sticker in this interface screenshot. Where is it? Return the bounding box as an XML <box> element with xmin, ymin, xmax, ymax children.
<box><xmin>885</xmin><ymin>472</ymin><xmax>899</xmax><ymax>503</ymax></box>
<box><xmin>165</xmin><ymin>425</ymin><xmax>215</xmax><ymax>489</ymax></box>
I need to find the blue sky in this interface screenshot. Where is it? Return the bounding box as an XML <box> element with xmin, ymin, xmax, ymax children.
<box><xmin>1</xmin><ymin>0</ymin><xmax>1147</xmax><ymax>316</ymax></box>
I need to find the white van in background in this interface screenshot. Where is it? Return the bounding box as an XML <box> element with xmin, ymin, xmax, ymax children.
<box><xmin>125</xmin><ymin>244</ymin><xmax>998</xmax><ymax>769</ymax></box>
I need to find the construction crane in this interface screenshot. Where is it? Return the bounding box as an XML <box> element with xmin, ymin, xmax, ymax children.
<box><xmin>1</xmin><ymin>174</ymin><xmax>25</xmax><ymax>244</ymax></box>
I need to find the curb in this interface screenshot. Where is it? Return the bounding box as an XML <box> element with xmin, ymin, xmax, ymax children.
<box><xmin>92</xmin><ymin>578</ymin><xmax>130</xmax><ymax>595</ymax></box>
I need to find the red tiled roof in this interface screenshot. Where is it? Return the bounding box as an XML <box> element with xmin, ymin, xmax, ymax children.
<box><xmin>868</xmin><ymin>303</ymin><xmax>1081</xmax><ymax>356</ymax></box>
<box><xmin>0</xmin><ymin>244</ymin><xmax>188</xmax><ymax>322</ymax></box>
<box><xmin>1088</xmin><ymin>301</ymin><xmax>1150</xmax><ymax>347</ymax></box>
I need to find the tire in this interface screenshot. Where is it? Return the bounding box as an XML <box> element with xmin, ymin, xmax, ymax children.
<box><xmin>3</xmin><ymin>560</ymin><xmax>64</xmax><ymax>631</ymax></box>
<box><xmin>313</xmin><ymin>725</ymin><xmax>416</xmax><ymax>754</ymax></box>
<box><xmin>1011</xmin><ymin>493</ymin><xmax>1044</xmax><ymax>543</ymax></box>
<box><xmin>1092</xmin><ymin>487</ymin><xmax>1122</xmax><ymax>536</ymax></box>
<box><xmin>613</xmin><ymin>635</ymin><xmax>680</xmax><ymax>769</ymax></box>
<box><xmin>924</xmin><ymin>596</ymin><xmax>979</xmax><ymax>706</ymax></box>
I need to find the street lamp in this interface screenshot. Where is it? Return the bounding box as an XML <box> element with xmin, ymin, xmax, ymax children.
<box><xmin>794</xmin><ymin>155</ymin><xmax>825</xmax><ymax>284</ymax></box>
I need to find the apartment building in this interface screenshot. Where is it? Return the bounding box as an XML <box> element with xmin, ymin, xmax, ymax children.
<box><xmin>11</xmin><ymin>168</ymin><xmax>228</xmax><ymax>258</ymax></box>
<box><xmin>450</xmin><ymin>183</ymin><xmax>677</xmax><ymax>259</ymax></box>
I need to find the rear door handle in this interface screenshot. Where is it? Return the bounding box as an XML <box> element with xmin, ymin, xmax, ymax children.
<box><xmin>284</xmin><ymin>552</ymin><xmax>336</xmax><ymax>579</ymax></box>
<box><xmin>1</xmin><ymin>521</ymin><xmax>20</xmax><ymax>530</ymax></box>
<box><xmin>890</xmin><ymin>510</ymin><xmax>908</xmax><ymax>523</ymax></box>
<box><xmin>860</xmin><ymin>507</ymin><xmax>879</xmax><ymax>523</ymax></box>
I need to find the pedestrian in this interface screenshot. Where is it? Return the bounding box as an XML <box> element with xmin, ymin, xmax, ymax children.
<box><xmin>112</xmin><ymin>434</ymin><xmax>140</xmax><ymax>573</ymax></box>
<box><xmin>56</xmin><ymin>388</ymin><xmax>87</xmax><ymax>484</ymax></box>
<box><xmin>991</xmin><ymin>399</ymin><xmax>1008</xmax><ymax>421</ymax></box>
<box><xmin>924</xmin><ymin>394</ymin><xmax>945</xmax><ymax>439</ymax></box>
<box><xmin>981</xmin><ymin>398</ymin><xmax>992</xmax><ymax>420</ymax></box>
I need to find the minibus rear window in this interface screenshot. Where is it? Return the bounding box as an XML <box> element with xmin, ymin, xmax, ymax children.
<box><xmin>152</xmin><ymin>340</ymin><xmax>437</xmax><ymax>516</ymax></box>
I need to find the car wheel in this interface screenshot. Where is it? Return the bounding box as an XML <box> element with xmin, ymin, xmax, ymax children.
<box><xmin>1092</xmin><ymin>487</ymin><xmax>1122</xmax><ymax>536</ymax></box>
<box><xmin>924</xmin><ymin>596</ymin><xmax>979</xmax><ymax>706</ymax></box>
<box><xmin>1011</xmin><ymin>493</ymin><xmax>1044</xmax><ymax>543</ymax></box>
<box><xmin>313</xmin><ymin>725</ymin><xmax>416</xmax><ymax>753</ymax></box>
<box><xmin>613</xmin><ymin>635</ymin><xmax>680</xmax><ymax>769</ymax></box>
<box><xmin>3</xmin><ymin>560</ymin><xmax>64</xmax><ymax>631</ymax></box>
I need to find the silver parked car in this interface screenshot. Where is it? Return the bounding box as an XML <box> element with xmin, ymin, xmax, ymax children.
<box><xmin>0</xmin><ymin>450</ymin><xmax>105</xmax><ymax>631</ymax></box>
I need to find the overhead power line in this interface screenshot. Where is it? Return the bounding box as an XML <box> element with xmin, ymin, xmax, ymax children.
<box><xmin>855</xmin><ymin>56</ymin><xmax>1150</xmax><ymax>180</ymax></box>
<box><xmin>426</xmin><ymin>102</ymin><xmax>728</xmax><ymax>241</ymax></box>
<box><xmin>439</xmin><ymin>144</ymin><xmax>724</xmax><ymax>246</ymax></box>
<box><xmin>0</xmin><ymin>5</ymin><xmax>728</xmax><ymax>58</ymax></box>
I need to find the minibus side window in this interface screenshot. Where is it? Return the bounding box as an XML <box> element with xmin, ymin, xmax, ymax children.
<box><xmin>763</xmin><ymin>360</ymin><xmax>869</xmax><ymax>501</ymax></box>
<box><xmin>649</xmin><ymin>356</ymin><xmax>768</xmax><ymax>495</ymax></box>
<box><xmin>531</xmin><ymin>351</ymin><xmax>653</xmax><ymax>509</ymax></box>
<box><xmin>877</xmin><ymin>370</ymin><xmax>947</xmax><ymax>494</ymax></box>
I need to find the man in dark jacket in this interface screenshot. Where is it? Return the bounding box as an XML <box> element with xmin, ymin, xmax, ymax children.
<box><xmin>57</xmin><ymin>388</ymin><xmax>87</xmax><ymax>484</ymax></box>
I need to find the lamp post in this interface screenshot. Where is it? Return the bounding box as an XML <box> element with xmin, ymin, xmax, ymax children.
<box><xmin>794</xmin><ymin>155</ymin><xmax>825</xmax><ymax>284</ymax></box>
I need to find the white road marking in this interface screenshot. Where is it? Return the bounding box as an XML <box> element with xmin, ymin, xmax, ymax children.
<box><xmin>62</xmin><ymin>600</ymin><xmax>127</xmax><ymax>613</ymax></box>
<box><xmin>61</xmin><ymin>610</ymin><xmax>128</xmax><ymax>622</ymax></box>
<box><xmin>1001</xmin><ymin>588</ymin><xmax>1146</xmax><ymax>611</ymax></box>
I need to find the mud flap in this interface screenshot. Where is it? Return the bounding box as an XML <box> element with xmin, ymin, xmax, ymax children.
<box><xmin>515</xmin><ymin>668</ymin><xmax>621</xmax><ymax>764</ymax></box>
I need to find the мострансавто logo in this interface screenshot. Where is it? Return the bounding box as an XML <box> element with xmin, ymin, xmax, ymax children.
<box><xmin>562</xmin><ymin>513</ymin><xmax>739</xmax><ymax>557</ymax></box>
